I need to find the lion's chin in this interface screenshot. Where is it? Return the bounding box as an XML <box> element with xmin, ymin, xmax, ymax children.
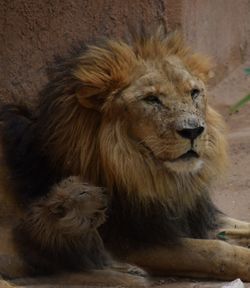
<box><xmin>163</xmin><ymin>158</ymin><xmax>204</xmax><ymax>174</ymax></box>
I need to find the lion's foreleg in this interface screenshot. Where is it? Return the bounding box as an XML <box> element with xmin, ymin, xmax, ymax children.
<box><xmin>219</xmin><ymin>216</ymin><xmax>250</xmax><ymax>230</ymax></box>
<box><xmin>125</xmin><ymin>238</ymin><xmax>250</xmax><ymax>281</ymax></box>
<box><xmin>215</xmin><ymin>216</ymin><xmax>250</xmax><ymax>247</ymax></box>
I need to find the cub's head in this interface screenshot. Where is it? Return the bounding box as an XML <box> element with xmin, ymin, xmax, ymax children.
<box><xmin>40</xmin><ymin>29</ymin><xmax>228</xmax><ymax>203</ymax></box>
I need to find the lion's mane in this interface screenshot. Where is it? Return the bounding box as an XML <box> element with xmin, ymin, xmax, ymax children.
<box><xmin>36</xmin><ymin>30</ymin><xmax>228</xmax><ymax>208</ymax></box>
<box><xmin>1</xmin><ymin>28</ymin><xmax>228</xmax><ymax>254</ymax></box>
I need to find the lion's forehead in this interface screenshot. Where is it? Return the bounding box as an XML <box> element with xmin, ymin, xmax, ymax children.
<box><xmin>161</xmin><ymin>56</ymin><xmax>204</xmax><ymax>90</ymax></box>
<box><xmin>123</xmin><ymin>57</ymin><xmax>205</xmax><ymax>101</ymax></box>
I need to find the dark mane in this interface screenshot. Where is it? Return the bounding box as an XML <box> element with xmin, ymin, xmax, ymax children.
<box><xmin>1</xmin><ymin>30</ymin><xmax>225</xmax><ymax>255</ymax></box>
<box><xmin>0</xmin><ymin>103</ymin><xmax>59</xmax><ymax>202</ymax></box>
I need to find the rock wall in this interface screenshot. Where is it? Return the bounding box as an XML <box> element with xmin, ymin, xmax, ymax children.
<box><xmin>0</xmin><ymin>0</ymin><xmax>249</xmax><ymax>102</ymax></box>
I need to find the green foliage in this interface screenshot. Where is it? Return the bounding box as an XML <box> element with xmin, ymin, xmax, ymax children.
<box><xmin>229</xmin><ymin>68</ymin><xmax>250</xmax><ymax>114</ymax></box>
<box><xmin>245</xmin><ymin>68</ymin><xmax>250</xmax><ymax>75</ymax></box>
<box><xmin>230</xmin><ymin>93</ymin><xmax>250</xmax><ymax>114</ymax></box>
<box><xmin>216</xmin><ymin>231</ymin><xmax>227</xmax><ymax>241</ymax></box>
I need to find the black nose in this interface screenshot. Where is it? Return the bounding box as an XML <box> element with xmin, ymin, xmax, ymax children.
<box><xmin>177</xmin><ymin>126</ymin><xmax>204</xmax><ymax>140</ymax></box>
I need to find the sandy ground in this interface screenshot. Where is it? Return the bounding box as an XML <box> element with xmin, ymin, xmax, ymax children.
<box><xmin>212</xmin><ymin>63</ymin><xmax>250</xmax><ymax>224</ymax></box>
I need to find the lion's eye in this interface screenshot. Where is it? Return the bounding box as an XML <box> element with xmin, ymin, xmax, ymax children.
<box><xmin>190</xmin><ymin>89</ymin><xmax>200</xmax><ymax>100</ymax></box>
<box><xmin>143</xmin><ymin>95</ymin><xmax>162</xmax><ymax>105</ymax></box>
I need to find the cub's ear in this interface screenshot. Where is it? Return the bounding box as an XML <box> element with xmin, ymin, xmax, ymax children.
<box><xmin>77</xmin><ymin>86</ymin><xmax>106</xmax><ymax>111</ymax></box>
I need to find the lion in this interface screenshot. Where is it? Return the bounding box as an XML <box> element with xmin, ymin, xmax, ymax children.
<box><xmin>1</xmin><ymin>27</ymin><xmax>250</xmax><ymax>286</ymax></box>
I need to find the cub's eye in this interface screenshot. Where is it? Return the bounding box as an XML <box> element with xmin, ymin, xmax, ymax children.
<box><xmin>190</xmin><ymin>89</ymin><xmax>200</xmax><ymax>100</ymax></box>
<box><xmin>143</xmin><ymin>95</ymin><xmax>162</xmax><ymax>105</ymax></box>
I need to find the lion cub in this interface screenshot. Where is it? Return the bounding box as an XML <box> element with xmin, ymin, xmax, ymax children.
<box><xmin>14</xmin><ymin>176</ymin><xmax>110</xmax><ymax>274</ymax></box>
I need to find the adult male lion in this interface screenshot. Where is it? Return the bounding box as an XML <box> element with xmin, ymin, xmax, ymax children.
<box><xmin>1</xmin><ymin>28</ymin><xmax>250</xmax><ymax>285</ymax></box>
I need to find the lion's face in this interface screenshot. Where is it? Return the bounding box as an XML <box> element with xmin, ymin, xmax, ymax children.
<box><xmin>44</xmin><ymin>30</ymin><xmax>227</xmax><ymax>202</ymax></box>
<box><xmin>113</xmin><ymin>56</ymin><xmax>208</xmax><ymax>173</ymax></box>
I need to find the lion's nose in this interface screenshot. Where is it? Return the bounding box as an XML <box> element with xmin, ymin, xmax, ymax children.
<box><xmin>177</xmin><ymin>126</ymin><xmax>204</xmax><ymax>141</ymax></box>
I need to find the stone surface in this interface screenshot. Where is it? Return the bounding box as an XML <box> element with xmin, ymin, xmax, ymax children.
<box><xmin>1</xmin><ymin>0</ymin><xmax>250</xmax><ymax>103</ymax></box>
<box><xmin>0</xmin><ymin>0</ymin><xmax>168</xmax><ymax>102</ymax></box>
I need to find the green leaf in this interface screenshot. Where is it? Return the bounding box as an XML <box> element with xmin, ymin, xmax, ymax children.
<box><xmin>217</xmin><ymin>231</ymin><xmax>227</xmax><ymax>241</ymax></box>
<box><xmin>229</xmin><ymin>93</ymin><xmax>250</xmax><ymax>114</ymax></box>
<box><xmin>245</xmin><ymin>68</ymin><xmax>250</xmax><ymax>75</ymax></box>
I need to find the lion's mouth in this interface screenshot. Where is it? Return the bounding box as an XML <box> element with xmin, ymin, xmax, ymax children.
<box><xmin>174</xmin><ymin>150</ymin><xmax>199</xmax><ymax>162</ymax></box>
<box><xmin>142</xmin><ymin>142</ymin><xmax>200</xmax><ymax>163</ymax></box>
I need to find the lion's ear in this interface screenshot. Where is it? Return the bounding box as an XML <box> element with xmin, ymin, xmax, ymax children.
<box><xmin>186</xmin><ymin>54</ymin><xmax>214</xmax><ymax>83</ymax></box>
<box><xmin>77</xmin><ymin>86</ymin><xmax>105</xmax><ymax>110</ymax></box>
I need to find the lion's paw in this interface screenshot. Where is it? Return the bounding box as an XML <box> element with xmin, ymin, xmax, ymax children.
<box><xmin>217</xmin><ymin>228</ymin><xmax>250</xmax><ymax>248</ymax></box>
<box><xmin>112</xmin><ymin>262</ymin><xmax>148</xmax><ymax>277</ymax></box>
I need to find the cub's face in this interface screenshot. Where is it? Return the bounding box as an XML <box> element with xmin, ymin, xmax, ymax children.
<box><xmin>117</xmin><ymin>56</ymin><xmax>208</xmax><ymax>173</ymax></box>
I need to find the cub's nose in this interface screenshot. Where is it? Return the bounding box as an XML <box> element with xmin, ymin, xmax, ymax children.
<box><xmin>177</xmin><ymin>126</ymin><xmax>204</xmax><ymax>141</ymax></box>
